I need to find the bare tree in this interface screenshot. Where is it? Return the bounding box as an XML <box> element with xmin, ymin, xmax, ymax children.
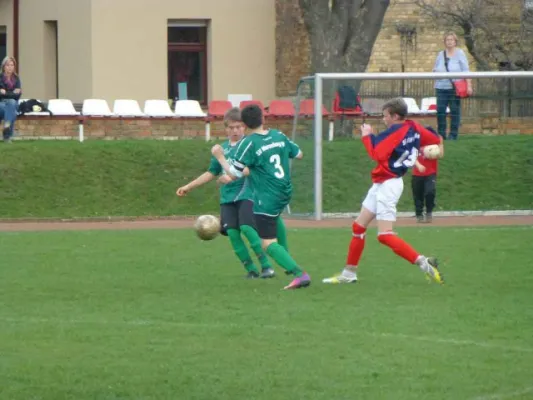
<box><xmin>414</xmin><ymin>0</ymin><xmax>533</xmax><ymax>71</ymax></box>
<box><xmin>299</xmin><ymin>0</ymin><xmax>391</xmax><ymax>74</ymax></box>
<box><xmin>297</xmin><ymin>0</ymin><xmax>390</xmax><ymax>135</ymax></box>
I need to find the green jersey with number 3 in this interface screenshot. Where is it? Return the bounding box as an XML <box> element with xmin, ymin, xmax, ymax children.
<box><xmin>208</xmin><ymin>140</ymin><xmax>253</xmax><ymax>204</ymax></box>
<box><xmin>233</xmin><ymin>129</ymin><xmax>300</xmax><ymax>216</ymax></box>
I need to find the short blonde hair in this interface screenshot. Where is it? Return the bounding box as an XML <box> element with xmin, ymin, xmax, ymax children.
<box><xmin>443</xmin><ymin>32</ymin><xmax>458</xmax><ymax>46</ymax></box>
<box><xmin>223</xmin><ymin>107</ymin><xmax>242</xmax><ymax>127</ymax></box>
<box><xmin>1</xmin><ymin>56</ymin><xmax>18</xmax><ymax>75</ymax></box>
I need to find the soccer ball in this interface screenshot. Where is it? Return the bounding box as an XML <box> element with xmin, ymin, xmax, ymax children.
<box><xmin>423</xmin><ymin>144</ymin><xmax>441</xmax><ymax>159</ymax></box>
<box><xmin>193</xmin><ymin>215</ymin><xmax>220</xmax><ymax>241</ymax></box>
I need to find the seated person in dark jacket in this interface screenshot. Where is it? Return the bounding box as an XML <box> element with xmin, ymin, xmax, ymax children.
<box><xmin>0</xmin><ymin>56</ymin><xmax>22</xmax><ymax>143</ymax></box>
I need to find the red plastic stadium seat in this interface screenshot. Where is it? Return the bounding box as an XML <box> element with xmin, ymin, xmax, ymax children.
<box><xmin>239</xmin><ymin>100</ymin><xmax>269</xmax><ymax>116</ymax></box>
<box><xmin>268</xmin><ymin>100</ymin><xmax>295</xmax><ymax>117</ymax></box>
<box><xmin>428</xmin><ymin>104</ymin><xmax>437</xmax><ymax>111</ymax></box>
<box><xmin>208</xmin><ymin>100</ymin><xmax>232</xmax><ymax>118</ymax></box>
<box><xmin>298</xmin><ymin>99</ymin><xmax>329</xmax><ymax>116</ymax></box>
<box><xmin>332</xmin><ymin>93</ymin><xmax>363</xmax><ymax>116</ymax></box>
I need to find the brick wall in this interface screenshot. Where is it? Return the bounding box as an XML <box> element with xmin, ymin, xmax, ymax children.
<box><xmin>275</xmin><ymin>0</ymin><xmax>488</xmax><ymax>97</ymax></box>
<box><xmin>13</xmin><ymin>117</ymin><xmax>315</xmax><ymax>140</ymax></box>
<box><xmin>13</xmin><ymin>116</ymin><xmax>533</xmax><ymax>140</ymax></box>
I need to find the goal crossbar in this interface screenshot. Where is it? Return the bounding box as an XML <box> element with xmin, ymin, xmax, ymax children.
<box><xmin>304</xmin><ymin>71</ymin><xmax>533</xmax><ymax>221</ymax></box>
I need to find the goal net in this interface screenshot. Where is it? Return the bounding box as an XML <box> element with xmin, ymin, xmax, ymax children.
<box><xmin>286</xmin><ymin>71</ymin><xmax>533</xmax><ymax>220</ymax></box>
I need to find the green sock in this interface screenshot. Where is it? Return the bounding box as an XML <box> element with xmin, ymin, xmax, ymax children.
<box><xmin>227</xmin><ymin>228</ymin><xmax>258</xmax><ymax>273</ymax></box>
<box><xmin>266</xmin><ymin>243</ymin><xmax>303</xmax><ymax>277</ymax></box>
<box><xmin>276</xmin><ymin>217</ymin><xmax>289</xmax><ymax>251</ymax></box>
<box><xmin>240</xmin><ymin>225</ymin><xmax>273</xmax><ymax>270</ymax></box>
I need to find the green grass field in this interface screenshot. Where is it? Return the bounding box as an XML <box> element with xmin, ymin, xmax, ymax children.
<box><xmin>0</xmin><ymin>135</ymin><xmax>532</xmax><ymax>219</ymax></box>
<box><xmin>1</xmin><ymin>225</ymin><xmax>533</xmax><ymax>400</ymax></box>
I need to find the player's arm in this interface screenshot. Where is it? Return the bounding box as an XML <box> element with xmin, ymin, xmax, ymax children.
<box><xmin>212</xmin><ymin>139</ymin><xmax>254</xmax><ymax>180</ymax></box>
<box><xmin>285</xmin><ymin>135</ymin><xmax>303</xmax><ymax>159</ymax></box>
<box><xmin>361</xmin><ymin>124</ymin><xmax>398</xmax><ymax>162</ymax></box>
<box><xmin>437</xmin><ymin>141</ymin><xmax>444</xmax><ymax>159</ymax></box>
<box><xmin>414</xmin><ymin>159</ymin><xmax>426</xmax><ymax>173</ymax></box>
<box><xmin>415</xmin><ymin>122</ymin><xmax>444</xmax><ymax>159</ymax></box>
<box><xmin>211</xmin><ymin>150</ymin><xmax>238</xmax><ymax>180</ymax></box>
<box><xmin>361</xmin><ymin>124</ymin><xmax>378</xmax><ymax>161</ymax></box>
<box><xmin>176</xmin><ymin>171</ymin><xmax>216</xmax><ymax>196</ymax></box>
<box><xmin>411</xmin><ymin>121</ymin><xmax>442</xmax><ymax>147</ymax></box>
<box><xmin>217</xmin><ymin>166</ymin><xmax>250</xmax><ymax>185</ymax></box>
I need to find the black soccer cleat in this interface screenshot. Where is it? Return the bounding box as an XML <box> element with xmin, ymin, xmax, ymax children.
<box><xmin>245</xmin><ymin>271</ymin><xmax>260</xmax><ymax>279</ymax></box>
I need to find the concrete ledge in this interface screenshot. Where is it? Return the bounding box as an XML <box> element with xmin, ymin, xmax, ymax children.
<box><xmin>11</xmin><ymin>115</ymin><xmax>533</xmax><ymax>139</ymax></box>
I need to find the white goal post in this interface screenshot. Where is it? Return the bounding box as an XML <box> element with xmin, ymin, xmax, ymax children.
<box><xmin>297</xmin><ymin>71</ymin><xmax>533</xmax><ymax>221</ymax></box>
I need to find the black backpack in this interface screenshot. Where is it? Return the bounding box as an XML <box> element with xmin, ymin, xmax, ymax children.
<box><xmin>337</xmin><ymin>85</ymin><xmax>359</xmax><ymax>109</ymax></box>
<box><xmin>18</xmin><ymin>99</ymin><xmax>53</xmax><ymax>116</ymax></box>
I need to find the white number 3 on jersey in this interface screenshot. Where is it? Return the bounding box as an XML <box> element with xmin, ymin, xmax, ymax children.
<box><xmin>269</xmin><ymin>154</ymin><xmax>285</xmax><ymax>178</ymax></box>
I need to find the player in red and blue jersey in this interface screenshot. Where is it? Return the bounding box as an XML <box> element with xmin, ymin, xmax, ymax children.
<box><xmin>323</xmin><ymin>97</ymin><xmax>445</xmax><ymax>285</ymax></box>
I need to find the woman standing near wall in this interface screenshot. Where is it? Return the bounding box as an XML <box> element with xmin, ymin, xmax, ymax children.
<box><xmin>432</xmin><ymin>32</ymin><xmax>472</xmax><ymax>140</ymax></box>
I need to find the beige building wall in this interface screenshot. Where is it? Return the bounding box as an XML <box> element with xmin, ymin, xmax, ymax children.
<box><xmin>0</xmin><ymin>0</ymin><xmax>14</xmax><ymax>56</ymax></box>
<box><xmin>90</xmin><ymin>0</ymin><xmax>276</xmax><ymax>105</ymax></box>
<box><xmin>18</xmin><ymin>0</ymin><xmax>93</xmax><ymax>102</ymax></box>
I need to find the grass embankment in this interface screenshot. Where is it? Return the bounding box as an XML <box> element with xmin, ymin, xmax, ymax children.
<box><xmin>0</xmin><ymin>135</ymin><xmax>531</xmax><ymax>219</ymax></box>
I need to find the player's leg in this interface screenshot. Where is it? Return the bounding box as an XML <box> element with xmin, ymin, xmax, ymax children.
<box><xmin>323</xmin><ymin>184</ymin><xmax>377</xmax><ymax>284</ymax></box>
<box><xmin>276</xmin><ymin>216</ymin><xmax>289</xmax><ymax>251</ymax></box>
<box><xmin>276</xmin><ymin>216</ymin><xmax>294</xmax><ymax>276</ymax></box>
<box><xmin>424</xmin><ymin>175</ymin><xmax>437</xmax><ymax>223</ymax></box>
<box><xmin>236</xmin><ymin>200</ymin><xmax>274</xmax><ymax>278</ymax></box>
<box><xmin>221</xmin><ymin>204</ymin><xmax>259</xmax><ymax>278</ymax></box>
<box><xmin>374</xmin><ymin>178</ymin><xmax>443</xmax><ymax>284</ymax></box>
<box><xmin>411</xmin><ymin>175</ymin><xmax>425</xmax><ymax>223</ymax></box>
<box><xmin>255</xmin><ymin>214</ymin><xmax>310</xmax><ymax>290</ymax></box>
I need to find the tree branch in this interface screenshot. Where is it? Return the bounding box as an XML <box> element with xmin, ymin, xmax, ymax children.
<box><xmin>415</xmin><ymin>0</ymin><xmax>533</xmax><ymax>70</ymax></box>
<box><xmin>299</xmin><ymin>0</ymin><xmax>330</xmax><ymax>35</ymax></box>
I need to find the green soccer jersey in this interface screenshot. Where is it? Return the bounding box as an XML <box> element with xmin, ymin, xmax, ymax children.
<box><xmin>232</xmin><ymin>129</ymin><xmax>301</xmax><ymax>216</ymax></box>
<box><xmin>208</xmin><ymin>140</ymin><xmax>254</xmax><ymax>204</ymax></box>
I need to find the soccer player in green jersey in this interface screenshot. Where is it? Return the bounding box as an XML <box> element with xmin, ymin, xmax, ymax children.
<box><xmin>211</xmin><ymin>104</ymin><xmax>311</xmax><ymax>290</ymax></box>
<box><xmin>176</xmin><ymin>107</ymin><xmax>274</xmax><ymax>279</ymax></box>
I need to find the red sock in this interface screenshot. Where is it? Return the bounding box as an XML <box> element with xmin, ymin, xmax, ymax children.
<box><xmin>346</xmin><ymin>222</ymin><xmax>366</xmax><ymax>267</ymax></box>
<box><xmin>377</xmin><ymin>231</ymin><xmax>420</xmax><ymax>264</ymax></box>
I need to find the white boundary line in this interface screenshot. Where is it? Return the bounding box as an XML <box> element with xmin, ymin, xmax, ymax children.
<box><xmin>472</xmin><ymin>386</ymin><xmax>533</xmax><ymax>400</ymax></box>
<box><xmin>432</xmin><ymin>226</ymin><xmax>533</xmax><ymax>232</ymax></box>
<box><xmin>2</xmin><ymin>317</ymin><xmax>533</xmax><ymax>354</ymax></box>
<box><xmin>323</xmin><ymin>210</ymin><xmax>533</xmax><ymax>218</ymax></box>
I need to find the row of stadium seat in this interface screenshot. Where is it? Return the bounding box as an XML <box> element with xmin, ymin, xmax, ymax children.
<box><xmin>19</xmin><ymin>97</ymin><xmax>445</xmax><ymax>118</ymax></box>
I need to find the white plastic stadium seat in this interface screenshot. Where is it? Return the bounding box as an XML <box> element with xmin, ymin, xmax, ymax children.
<box><xmin>47</xmin><ymin>99</ymin><xmax>80</xmax><ymax>116</ymax></box>
<box><xmin>403</xmin><ymin>97</ymin><xmax>422</xmax><ymax>115</ymax></box>
<box><xmin>113</xmin><ymin>99</ymin><xmax>145</xmax><ymax>117</ymax></box>
<box><xmin>82</xmin><ymin>99</ymin><xmax>113</xmax><ymax>116</ymax></box>
<box><xmin>174</xmin><ymin>100</ymin><xmax>206</xmax><ymax>117</ymax></box>
<box><xmin>421</xmin><ymin>97</ymin><xmax>437</xmax><ymax>114</ymax></box>
<box><xmin>143</xmin><ymin>99</ymin><xmax>175</xmax><ymax>117</ymax></box>
<box><xmin>227</xmin><ymin>94</ymin><xmax>252</xmax><ymax>108</ymax></box>
<box><xmin>421</xmin><ymin>97</ymin><xmax>450</xmax><ymax>114</ymax></box>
